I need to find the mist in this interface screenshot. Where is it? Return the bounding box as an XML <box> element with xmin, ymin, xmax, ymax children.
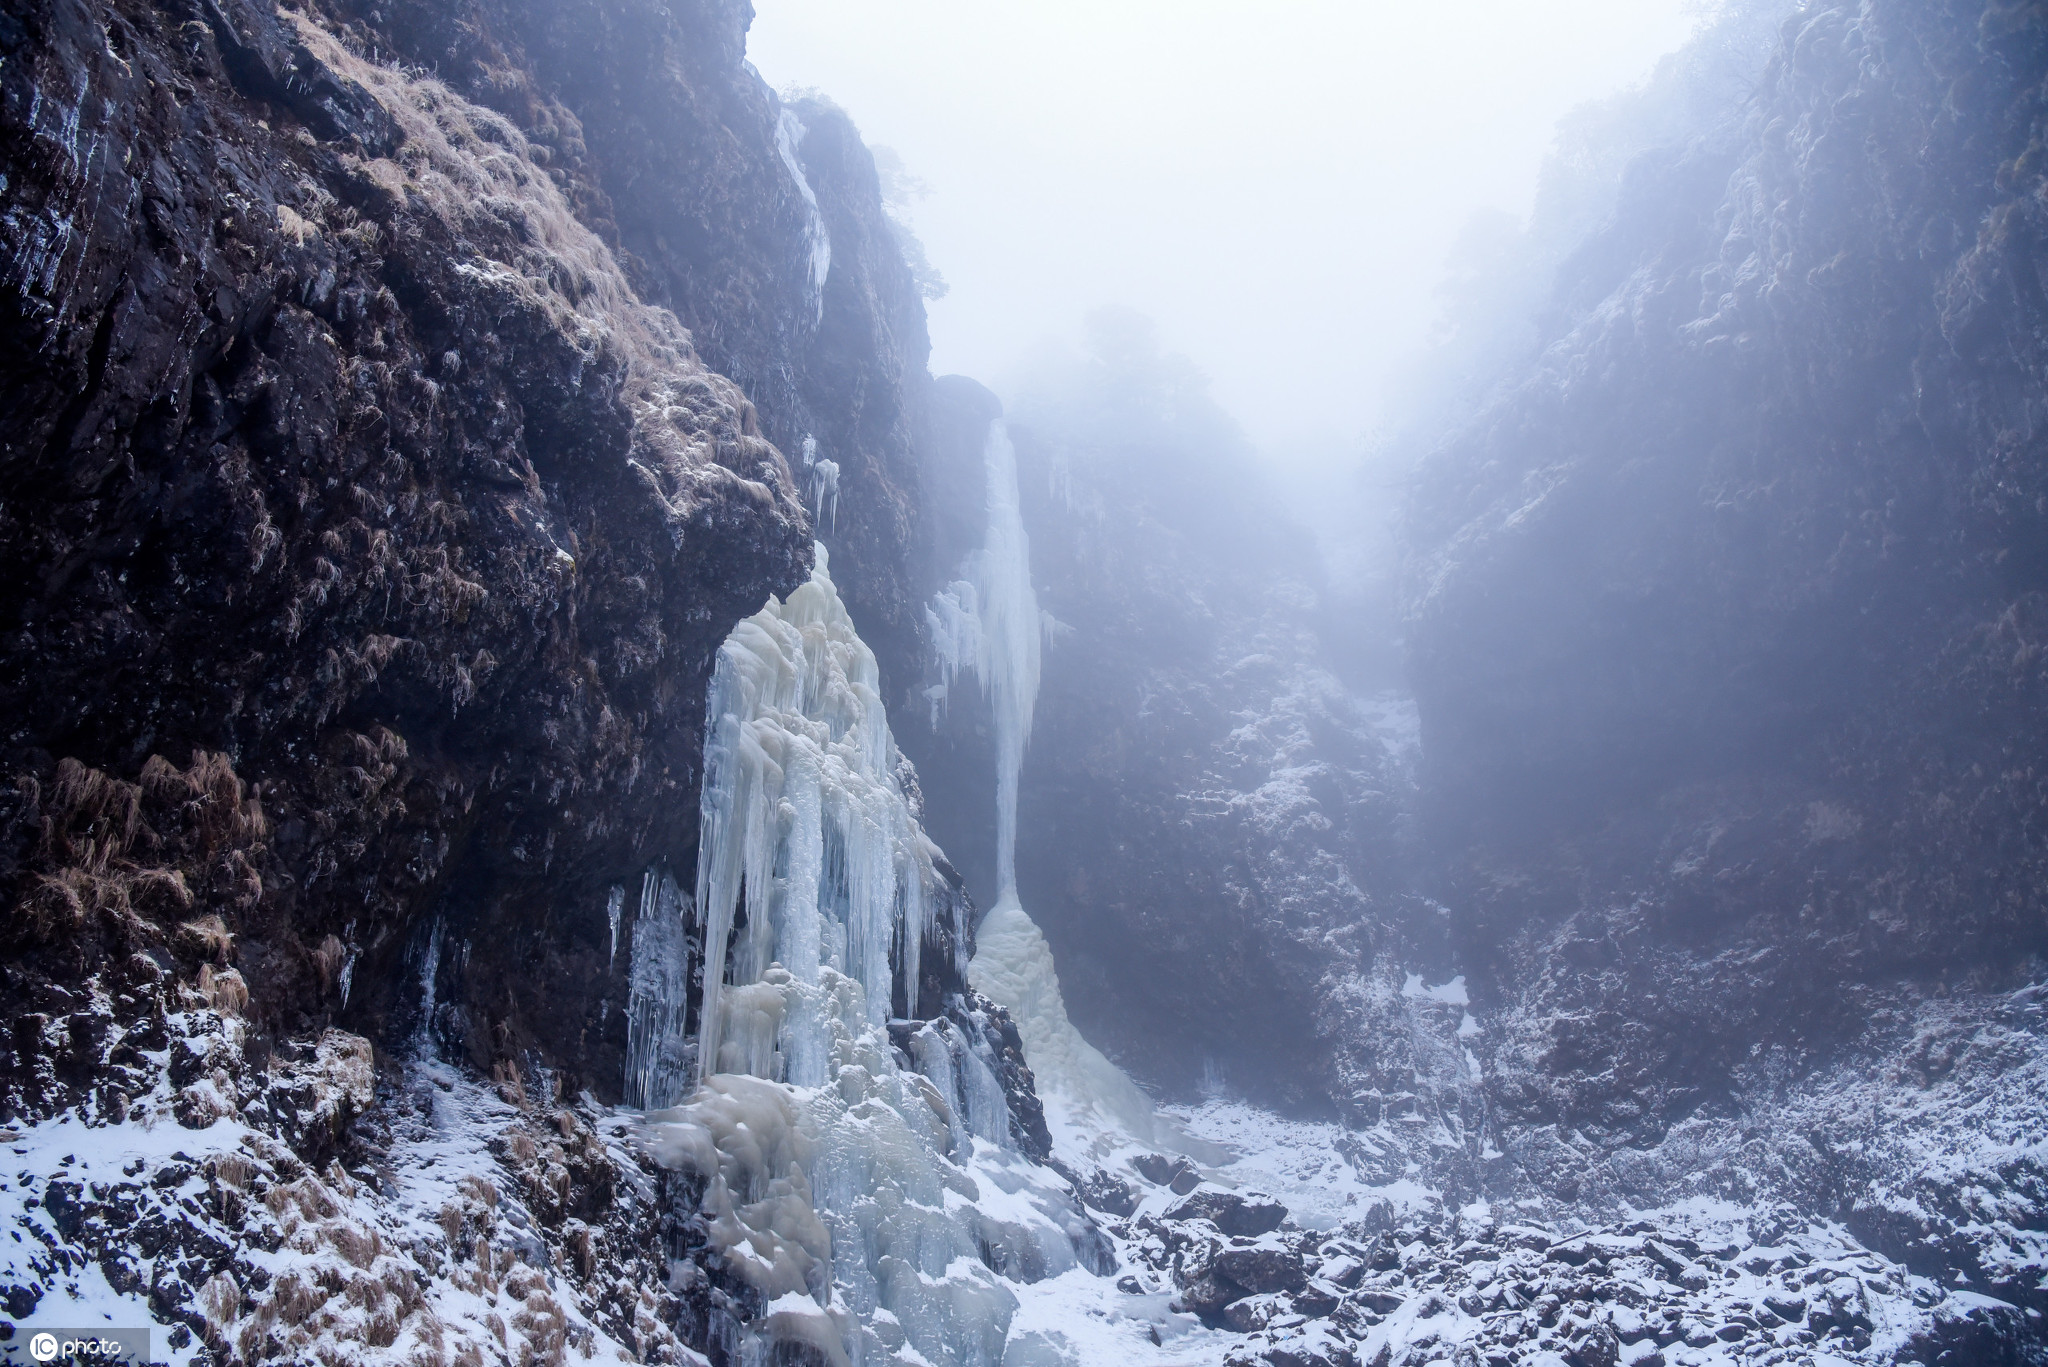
<box><xmin>747</xmin><ymin>0</ymin><xmax>1701</xmax><ymax>517</ymax></box>
<box><xmin>3</xmin><ymin>0</ymin><xmax>2042</xmax><ymax>1361</ymax></box>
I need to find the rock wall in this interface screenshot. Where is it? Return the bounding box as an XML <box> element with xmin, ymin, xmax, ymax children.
<box><xmin>0</xmin><ymin>0</ymin><xmax>941</xmax><ymax>1119</ymax></box>
<box><xmin>0</xmin><ymin>0</ymin><xmax>999</xmax><ymax>1356</ymax></box>
<box><xmin>1403</xmin><ymin>0</ymin><xmax>2048</xmax><ymax>1321</ymax></box>
<box><xmin>311</xmin><ymin>0</ymin><xmax>939</xmax><ymax>693</ymax></box>
<box><xmin>905</xmin><ymin>336</ymin><xmax>1428</xmax><ymax>1113</ymax></box>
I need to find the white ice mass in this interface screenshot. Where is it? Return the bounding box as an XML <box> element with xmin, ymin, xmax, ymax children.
<box><xmin>774</xmin><ymin>106</ymin><xmax>833</xmax><ymax>325</ymax></box>
<box><xmin>632</xmin><ymin>540</ymin><xmax>1122</xmax><ymax>1366</ymax></box>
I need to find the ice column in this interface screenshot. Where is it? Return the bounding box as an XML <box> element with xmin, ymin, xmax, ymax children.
<box><xmin>935</xmin><ymin>420</ymin><xmax>1161</xmax><ymax>1149</ymax></box>
<box><xmin>926</xmin><ymin>421</ymin><xmax>1041</xmax><ymax>898</ymax></box>
<box><xmin>693</xmin><ymin>542</ymin><xmax>940</xmax><ymax>1087</ymax></box>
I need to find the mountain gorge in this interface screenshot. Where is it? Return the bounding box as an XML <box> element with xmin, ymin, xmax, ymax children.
<box><xmin>0</xmin><ymin>0</ymin><xmax>2042</xmax><ymax>1364</ymax></box>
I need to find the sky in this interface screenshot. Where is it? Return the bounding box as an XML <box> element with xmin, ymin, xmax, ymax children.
<box><xmin>747</xmin><ymin>0</ymin><xmax>1701</xmax><ymax>493</ymax></box>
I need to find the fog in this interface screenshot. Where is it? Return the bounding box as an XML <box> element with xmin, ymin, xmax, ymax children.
<box><xmin>747</xmin><ymin>0</ymin><xmax>1704</xmax><ymax>528</ymax></box>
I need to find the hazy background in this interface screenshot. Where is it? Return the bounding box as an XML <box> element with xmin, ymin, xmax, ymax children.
<box><xmin>747</xmin><ymin>0</ymin><xmax>1708</xmax><ymax>548</ymax></box>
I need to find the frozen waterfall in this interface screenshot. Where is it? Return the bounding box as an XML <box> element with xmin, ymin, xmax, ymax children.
<box><xmin>774</xmin><ymin>107</ymin><xmax>833</xmax><ymax>325</ymax></box>
<box><xmin>928</xmin><ymin>421</ymin><xmax>1041</xmax><ymax>898</ymax></box>
<box><xmin>631</xmin><ymin>543</ymin><xmax>1112</xmax><ymax>1367</ymax></box>
<box><xmin>933</xmin><ymin>420</ymin><xmax>1163</xmax><ymax>1153</ymax></box>
<box><xmin>691</xmin><ymin>541</ymin><xmax>947</xmax><ymax>1088</ymax></box>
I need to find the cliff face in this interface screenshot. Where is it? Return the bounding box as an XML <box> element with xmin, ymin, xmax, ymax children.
<box><xmin>1405</xmin><ymin>0</ymin><xmax>2048</xmax><ymax>1310</ymax></box>
<box><xmin>0</xmin><ymin>0</ymin><xmax>994</xmax><ymax>1356</ymax></box>
<box><xmin>0</xmin><ymin>0</ymin><xmax>940</xmax><ymax>1117</ymax></box>
<box><xmin>313</xmin><ymin>0</ymin><xmax>938</xmax><ymax>694</ymax></box>
<box><xmin>904</xmin><ymin>346</ymin><xmax>1431</xmax><ymax>1114</ymax></box>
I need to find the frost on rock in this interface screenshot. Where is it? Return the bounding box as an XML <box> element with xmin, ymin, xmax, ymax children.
<box><xmin>0</xmin><ymin>998</ymin><xmax>696</xmax><ymax>1367</ymax></box>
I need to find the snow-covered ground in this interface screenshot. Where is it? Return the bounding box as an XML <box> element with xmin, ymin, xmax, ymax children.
<box><xmin>0</xmin><ymin>1009</ymin><xmax>689</xmax><ymax>1367</ymax></box>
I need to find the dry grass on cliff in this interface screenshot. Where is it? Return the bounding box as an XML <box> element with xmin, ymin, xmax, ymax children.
<box><xmin>15</xmin><ymin>750</ymin><xmax>269</xmax><ymax>942</ymax></box>
<box><xmin>285</xmin><ymin>12</ymin><xmax>796</xmax><ymax>518</ymax></box>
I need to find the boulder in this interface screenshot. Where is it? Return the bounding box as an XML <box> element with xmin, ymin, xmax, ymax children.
<box><xmin>1165</xmin><ymin>1187</ymin><xmax>1288</xmax><ymax>1237</ymax></box>
<box><xmin>1172</xmin><ymin>1272</ymin><xmax>1241</xmax><ymax>1320</ymax></box>
<box><xmin>1215</xmin><ymin>1245</ymin><xmax>1307</xmax><ymax>1295</ymax></box>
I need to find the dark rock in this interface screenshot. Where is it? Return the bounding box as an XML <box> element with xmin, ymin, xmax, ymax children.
<box><xmin>1222</xmin><ymin>1295</ymin><xmax>1279</xmax><ymax>1333</ymax></box>
<box><xmin>1132</xmin><ymin>1152</ymin><xmax>1182</xmax><ymax>1186</ymax></box>
<box><xmin>1171</xmin><ymin>1272</ymin><xmax>1241</xmax><ymax>1321</ymax></box>
<box><xmin>1292</xmin><ymin>1282</ymin><xmax>1340</xmax><ymax>1317</ymax></box>
<box><xmin>942</xmin><ymin>994</ymin><xmax>1052</xmax><ymax>1162</ymax></box>
<box><xmin>1214</xmin><ymin>1246</ymin><xmax>1306</xmax><ymax>1295</ymax></box>
<box><xmin>1762</xmin><ymin>1294</ymin><xmax>1806</xmax><ymax>1322</ymax></box>
<box><xmin>1261</xmin><ymin>1343</ymin><xmax>1356</xmax><ymax>1367</ymax></box>
<box><xmin>1564</xmin><ymin>1320</ymin><xmax>1621</xmax><ymax>1367</ymax></box>
<box><xmin>1058</xmin><ymin>1166</ymin><xmax>1136</xmax><ymax>1218</ymax></box>
<box><xmin>1165</xmin><ymin>1187</ymin><xmax>1288</xmax><ymax>1237</ymax></box>
<box><xmin>1353</xmin><ymin>1289</ymin><xmax>1406</xmax><ymax>1315</ymax></box>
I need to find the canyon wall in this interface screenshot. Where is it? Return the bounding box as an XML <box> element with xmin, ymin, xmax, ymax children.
<box><xmin>0</xmin><ymin>0</ymin><xmax>941</xmax><ymax>1115</ymax></box>
<box><xmin>1404</xmin><ymin>0</ymin><xmax>2048</xmax><ymax>1312</ymax></box>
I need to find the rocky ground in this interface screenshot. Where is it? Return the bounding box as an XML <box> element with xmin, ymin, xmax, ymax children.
<box><xmin>1091</xmin><ymin>1153</ymin><xmax>2035</xmax><ymax>1367</ymax></box>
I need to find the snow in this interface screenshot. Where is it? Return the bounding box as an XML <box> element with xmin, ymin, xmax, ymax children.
<box><xmin>0</xmin><ymin>1021</ymin><xmax>658</xmax><ymax>1367</ymax></box>
<box><xmin>1401</xmin><ymin>973</ymin><xmax>1469</xmax><ymax>1006</ymax></box>
<box><xmin>1002</xmin><ymin>1266</ymin><xmax>1227</xmax><ymax>1366</ymax></box>
<box><xmin>1153</xmin><ymin>1099</ymin><xmax>1428</xmax><ymax>1231</ymax></box>
<box><xmin>1</xmin><ymin>1107</ymin><xmax>214</xmax><ymax>1367</ymax></box>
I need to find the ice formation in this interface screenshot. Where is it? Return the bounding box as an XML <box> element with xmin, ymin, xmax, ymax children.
<box><xmin>971</xmin><ymin>901</ymin><xmax>1159</xmax><ymax>1151</ymax></box>
<box><xmin>927</xmin><ymin>421</ymin><xmax>1163</xmax><ymax>1154</ymax></box>
<box><xmin>927</xmin><ymin>423</ymin><xmax>1041</xmax><ymax>896</ymax></box>
<box><xmin>774</xmin><ymin>107</ymin><xmax>833</xmax><ymax>324</ymax></box>
<box><xmin>631</xmin><ymin>544</ymin><xmax>1109</xmax><ymax>1366</ymax></box>
<box><xmin>689</xmin><ymin>542</ymin><xmax>950</xmax><ymax>1086</ymax></box>
<box><xmin>810</xmin><ymin>457</ymin><xmax>841</xmax><ymax>531</ymax></box>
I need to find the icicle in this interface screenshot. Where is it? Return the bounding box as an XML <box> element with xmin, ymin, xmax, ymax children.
<box><xmin>922</xmin><ymin>421</ymin><xmax>1049</xmax><ymax>898</ymax></box>
<box><xmin>973</xmin><ymin>423</ymin><xmax>1041</xmax><ymax>899</ymax></box>
<box><xmin>606</xmin><ymin>885</ymin><xmax>624</xmax><ymax>967</ymax></box>
<box><xmin>626</xmin><ymin>869</ymin><xmax>694</xmax><ymax>1108</ymax></box>
<box><xmin>808</xmin><ymin>458</ymin><xmax>840</xmax><ymax>531</ymax></box>
<box><xmin>414</xmin><ymin>917</ymin><xmax>443</xmax><ymax>1055</ymax></box>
